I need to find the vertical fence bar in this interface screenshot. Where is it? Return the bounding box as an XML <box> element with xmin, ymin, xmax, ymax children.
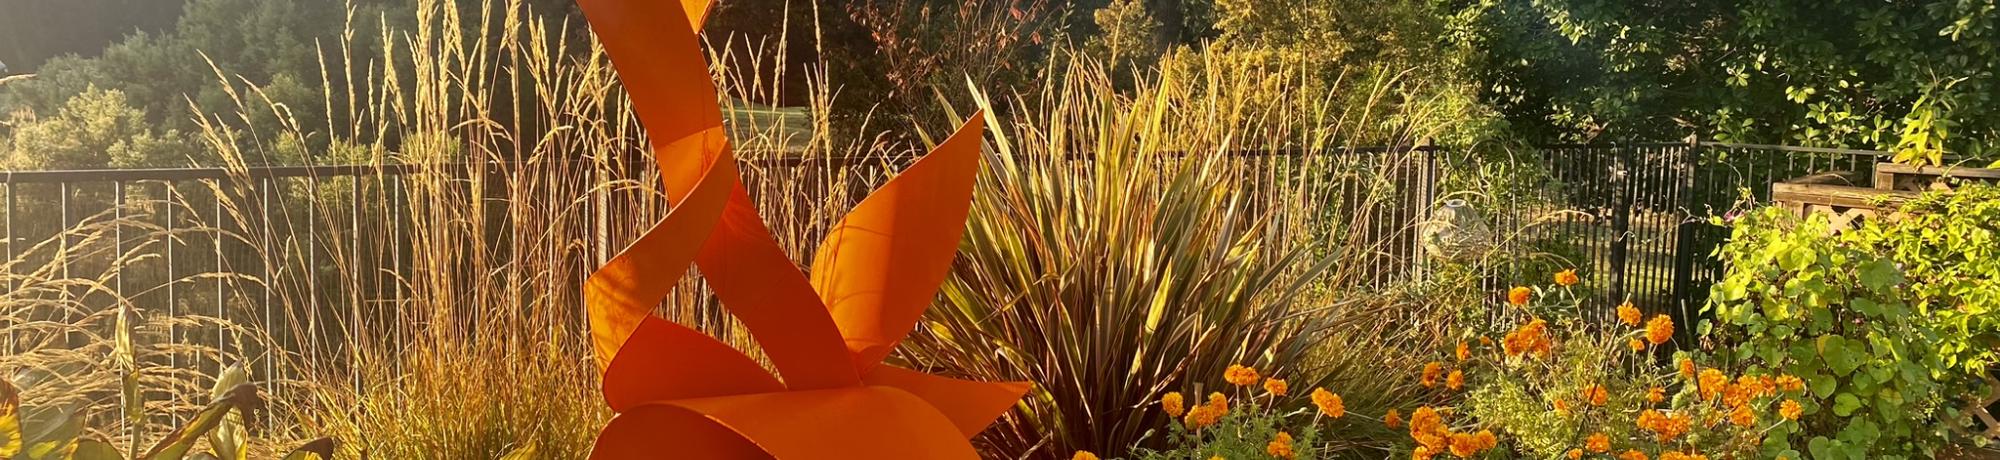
<box><xmin>4</xmin><ymin>178</ymin><xmax>13</xmax><ymax>356</ymax></box>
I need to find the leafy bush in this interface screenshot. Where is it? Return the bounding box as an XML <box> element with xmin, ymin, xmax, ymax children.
<box><xmin>1705</xmin><ymin>184</ymin><xmax>2000</xmax><ymax>457</ymax></box>
<box><xmin>1430</xmin><ymin>274</ymin><xmax>1805</xmax><ymax>460</ymax></box>
<box><xmin>1120</xmin><ymin>366</ymin><xmax>1347</xmax><ymax>460</ymax></box>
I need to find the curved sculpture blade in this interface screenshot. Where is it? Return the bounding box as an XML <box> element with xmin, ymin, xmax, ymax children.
<box><xmin>576</xmin><ymin>0</ymin><xmax>859</xmax><ymax>390</ymax></box>
<box><xmin>862</xmin><ymin>365</ymin><xmax>1029</xmax><ymax>439</ymax></box>
<box><xmin>603</xmin><ymin>317</ymin><xmax>784</xmax><ymax>412</ymax></box>
<box><xmin>664</xmin><ymin>387</ymin><xmax>981</xmax><ymax>460</ymax></box>
<box><xmin>592</xmin><ymin>404</ymin><xmax>771</xmax><ymax>459</ymax></box>
<box><xmin>584</xmin><ymin>132</ymin><xmax>736</xmax><ymax>369</ymax></box>
<box><xmin>811</xmin><ymin>114</ymin><xmax>987</xmax><ymax>371</ymax></box>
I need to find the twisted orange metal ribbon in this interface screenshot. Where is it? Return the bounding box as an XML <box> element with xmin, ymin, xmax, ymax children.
<box><xmin>576</xmin><ymin>0</ymin><xmax>1028</xmax><ymax>458</ymax></box>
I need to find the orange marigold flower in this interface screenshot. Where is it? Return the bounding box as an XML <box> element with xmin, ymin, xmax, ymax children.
<box><xmin>1312</xmin><ymin>387</ymin><xmax>1346</xmax><ymax>418</ymax></box>
<box><xmin>1225</xmin><ymin>364</ymin><xmax>1262</xmax><ymax>386</ymax></box>
<box><xmin>1208</xmin><ymin>392</ymin><xmax>1229</xmax><ymax>414</ymax></box>
<box><xmin>1585</xmin><ymin>432</ymin><xmax>1611</xmax><ymax>453</ymax></box>
<box><xmin>1697</xmin><ymin>368</ymin><xmax>1729</xmax><ymax>401</ymax></box>
<box><xmin>1678</xmin><ymin>358</ymin><xmax>1696</xmax><ymax>379</ymax></box>
<box><xmin>1456</xmin><ymin>341</ymin><xmax>1470</xmax><ymax>361</ymax></box>
<box><xmin>1161</xmin><ymin>392</ymin><xmax>1185</xmax><ymax>418</ymax></box>
<box><xmin>1267</xmin><ymin>432</ymin><xmax>1296</xmax><ymax>459</ymax></box>
<box><xmin>1265</xmin><ymin>378</ymin><xmax>1290</xmax><ymax>396</ymax></box>
<box><xmin>1413</xmin><ymin>446</ymin><xmax>1436</xmax><ymax>460</ymax></box>
<box><xmin>1619</xmin><ymin>449</ymin><xmax>1649</xmax><ymax>460</ymax></box>
<box><xmin>1553</xmin><ymin>398</ymin><xmax>1571</xmax><ymax>415</ymax></box>
<box><xmin>1780</xmin><ymin>399</ymin><xmax>1803</xmax><ymax>420</ymax></box>
<box><xmin>1583</xmin><ymin>385</ymin><xmax>1609</xmax><ymax>407</ymax></box>
<box><xmin>1478</xmin><ymin>336</ymin><xmax>1494</xmax><ymax>347</ymax></box>
<box><xmin>1776</xmin><ymin>375</ymin><xmax>1805</xmax><ymax>392</ymax></box>
<box><xmin>1628</xmin><ymin>338</ymin><xmax>1646</xmax><ymax>352</ymax></box>
<box><xmin>1421</xmin><ymin>362</ymin><xmax>1444</xmax><ymax>388</ymax></box>
<box><xmin>1448</xmin><ymin>432</ymin><xmax>1481</xmax><ymax>457</ymax></box>
<box><xmin>1446</xmin><ymin>370</ymin><xmax>1465</xmax><ymax>390</ymax></box>
<box><xmin>1183</xmin><ymin>403</ymin><xmax>1224</xmax><ymax>430</ymax></box>
<box><xmin>1637</xmin><ymin>409</ymin><xmax>1692</xmax><ymax>441</ymax></box>
<box><xmin>1555</xmin><ymin>269</ymin><xmax>1580</xmax><ymax>286</ymax></box>
<box><xmin>1385</xmin><ymin>409</ymin><xmax>1404</xmax><ymax>428</ymax></box>
<box><xmin>1073</xmin><ymin>451</ymin><xmax>1099</xmax><ymax>460</ymax></box>
<box><xmin>1567</xmin><ymin>448</ymin><xmax>1585</xmax><ymax>460</ymax></box>
<box><xmin>1646</xmin><ymin>386</ymin><xmax>1665</xmax><ymax>404</ymax></box>
<box><xmin>1729</xmin><ymin>404</ymin><xmax>1755</xmax><ymax>427</ymax></box>
<box><xmin>1508</xmin><ymin>286</ymin><xmax>1533</xmax><ymax>305</ymax></box>
<box><xmin>1616</xmin><ymin>302</ymin><xmax>1642</xmax><ymax>326</ymax></box>
<box><xmin>1409</xmin><ymin>406</ymin><xmax>1448</xmax><ymax>450</ymax></box>
<box><xmin>1502</xmin><ymin>319</ymin><xmax>1554</xmax><ymax>358</ymax></box>
<box><xmin>1645</xmin><ymin>315</ymin><xmax>1674</xmax><ymax>345</ymax></box>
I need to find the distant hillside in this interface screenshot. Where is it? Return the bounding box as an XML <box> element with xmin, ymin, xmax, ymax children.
<box><xmin>0</xmin><ymin>0</ymin><xmax>188</xmax><ymax>73</ymax></box>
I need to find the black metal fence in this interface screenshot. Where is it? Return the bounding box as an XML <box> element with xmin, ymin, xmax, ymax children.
<box><xmin>0</xmin><ymin>141</ymin><xmax>1892</xmax><ymax>389</ymax></box>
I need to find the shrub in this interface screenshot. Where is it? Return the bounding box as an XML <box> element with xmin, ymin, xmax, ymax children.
<box><xmin>1124</xmin><ymin>366</ymin><xmax>1349</xmax><ymax>460</ymax></box>
<box><xmin>1705</xmin><ymin>184</ymin><xmax>2000</xmax><ymax>457</ymax></box>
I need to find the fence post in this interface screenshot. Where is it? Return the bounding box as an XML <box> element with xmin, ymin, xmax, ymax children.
<box><xmin>1607</xmin><ymin>145</ymin><xmax>1634</xmax><ymax>305</ymax></box>
<box><xmin>1671</xmin><ymin>134</ymin><xmax>1705</xmax><ymax>318</ymax></box>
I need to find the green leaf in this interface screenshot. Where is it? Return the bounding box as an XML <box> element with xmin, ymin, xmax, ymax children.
<box><xmin>1857</xmin><ymin>259</ymin><xmax>1902</xmax><ymax>291</ymax></box>
<box><xmin>1819</xmin><ymin>336</ymin><xmax>1864</xmax><ymax>376</ymax></box>
<box><xmin>139</xmin><ymin>385</ymin><xmax>260</xmax><ymax>460</ymax></box>
<box><xmin>1832</xmin><ymin>392</ymin><xmax>1863</xmax><ymax>416</ymax></box>
<box><xmin>1</xmin><ymin>378</ymin><xmax>20</xmax><ymax>458</ymax></box>
<box><xmin>1780</xmin><ymin>245</ymin><xmax>1816</xmax><ymax>271</ymax></box>
<box><xmin>278</xmin><ymin>438</ymin><xmax>335</xmax><ymax>460</ymax></box>
<box><xmin>205</xmin><ymin>365</ymin><xmax>249</xmax><ymax>460</ymax></box>
<box><xmin>71</xmin><ymin>439</ymin><xmax>125</xmax><ymax>460</ymax></box>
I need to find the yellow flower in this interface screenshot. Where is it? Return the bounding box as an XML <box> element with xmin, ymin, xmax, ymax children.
<box><xmin>1161</xmin><ymin>392</ymin><xmax>1185</xmax><ymax>418</ymax></box>
<box><xmin>1508</xmin><ymin>286</ymin><xmax>1533</xmax><ymax>305</ymax></box>
<box><xmin>1780</xmin><ymin>399</ymin><xmax>1803</xmax><ymax>420</ymax></box>
<box><xmin>1617</xmin><ymin>301</ymin><xmax>1642</xmax><ymax>326</ymax></box>
<box><xmin>1455</xmin><ymin>341</ymin><xmax>1470</xmax><ymax>361</ymax></box>
<box><xmin>1311</xmin><ymin>388</ymin><xmax>1345</xmax><ymax>418</ymax></box>
<box><xmin>1073</xmin><ymin>452</ymin><xmax>1099</xmax><ymax>460</ymax></box>
<box><xmin>1555</xmin><ymin>269</ymin><xmax>1580</xmax><ymax>286</ymax></box>
<box><xmin>1421</xmin><ymin>362</ymin><xmax>1444</xmax><ymax>388</ymax></box>
<box><xmin>1645</xmin><ymin>315</ymin><xmax>1674</xmax><ymax>345</ymax></box>
<box><xmin>1267</xmin><ymin>431</ymin><xmax>1296</xmax><ymax>459</ymax></box>
<box><xmin>1646</xmin><ymin>386</ymin><xmax>1665</xmax><ymax>404</ymax></box>
<box><xmin>1384</xmin><ymin>409</ymin><xmax>1403</xmax><ymax>428</ymax></box>
<box><xmin>1585</xmin><ymin>431</ymin><xmax>1611</xmax><ymax>453</ymax></box>
<box><xmin>1225</xmin><ymin>364</ymin><xmax>1262</xmax><ymax>386</ymax></box>
<box><xmin>1582</xmin><ymin>385</ymin><xmax>1609</xmax><ymax>407</ymax></box>
<box><xmin>1446</xmin><ymin>370</ymin><xmax>1465</xmax><ymax>390</ymax></box>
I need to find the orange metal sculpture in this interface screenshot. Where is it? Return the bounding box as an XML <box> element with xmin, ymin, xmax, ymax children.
<box><xmin>574</xmin><ymin>0</ymin><xmax>1029</xmax><ymax>458</ymax></box>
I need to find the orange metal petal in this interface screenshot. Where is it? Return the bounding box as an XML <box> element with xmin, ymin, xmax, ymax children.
<box><xmin>591</xmin><ymin>403</ymin><xmax>771</xmax><ymax>460</ymax></box>
<box><xmin>584</xmin><ymin>131</ymin><xmax>736</xmax><ymax>369</ymax></box>
<box><xmin>811</xmin><ymin>114</ymin><xmax>986</xmax><ymax>371</ymax></box>
<box><xmin>666</xmin><ymin>386</ymin><xmax>982</xmax><ymax>460</ymax></box>
<box><xmin>602</xmin><ymin>317</ymin><xmax>783</xmax><ymax>412</ymax></box>
<box><xmin>578</xmin><ymin>0</ymin><xmax>860</xmax><ymax>390</ymax></box>
<box><xmin>862</xmin><ymin>365</ymin><xmax>1029</xmax><ymax>439</ymax></box>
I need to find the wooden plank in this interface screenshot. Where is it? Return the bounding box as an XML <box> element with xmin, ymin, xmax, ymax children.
<box><xmin>1771</xmin><ymin>183</ymin><xmax>1922</xmax><ymax>209</ymax></box>
<box><xmin>1876</xmin><ymin>162</ymin><xmax>2000</xmax><ymax>180</ymax></box>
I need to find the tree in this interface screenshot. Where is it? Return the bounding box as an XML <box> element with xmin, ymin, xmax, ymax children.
<box><xmin>1467</xmin><ymin>0</ymin><xmax>2000</xmax><ymax>163</ymax></box>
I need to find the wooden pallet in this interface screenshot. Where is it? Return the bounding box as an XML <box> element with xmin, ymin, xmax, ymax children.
<box><xmin>1874</xmin><ymin>162</ymin><xmax>2000</xmax><ymax>192</ymax></box>
<box><xmin>1770</xmin><ymin>182</ymin><xmax>1920</xmax><ymax>233</ymax></box>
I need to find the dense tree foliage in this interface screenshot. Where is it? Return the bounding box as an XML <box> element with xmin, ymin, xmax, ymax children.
<box><xmin>1467</xmin><ymin>0</ymin><xmax>2000</xmax><ymax>162</ymax></box>
<box><xmin>2</xmin><ymin>0</ymin><xmax>1996</xmax><ymax>169</ymax></box>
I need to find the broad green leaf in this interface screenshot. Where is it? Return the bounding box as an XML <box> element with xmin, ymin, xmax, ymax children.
<box><xmin>71</xmin><ymin>439</ymin><xmax>124</xmax><ymax>460</ymax></box>
<box><xmin>1808</xmin><ymin>372</ymin><xmax>1838</xmax><ymax>399</ymax></box>
<box><xmin>1</xmin><ymin>378</ymin><xmax>20</xmax><ymax>458</ymax></box>
<box><xmin>140</xmin><ymin>385</ymin><xmax>260</xmax><ymax>460</ymax></box>
<box><xmin>1857</xmin><ymin>259</ymin><xmax>1902</xmax><ymax>291</ymax></box>
<box><xmin>24</xmin><ymin>409</ymin><xmax>83</xmax><ymax>460</ymax></box>
<box><xmin>278</xmin><ymin>438</ymin><xmax>335</xmax><ymax>460</ymax></box>
<box><xmin>1832</xmin><ymin>392</ymin><xmax>1862</xmax><ymax>416</ymax></box>
<box><xmin>205</xmin><ymin>365</ymin><xmax>249</xmax><ymax>460</ymax></box>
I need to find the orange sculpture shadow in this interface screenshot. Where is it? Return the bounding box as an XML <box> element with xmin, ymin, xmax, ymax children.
<box><xmin>575</xmin><ymin>0</ymin><xmax>1029</xmax><ymax>458</ymax></box>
